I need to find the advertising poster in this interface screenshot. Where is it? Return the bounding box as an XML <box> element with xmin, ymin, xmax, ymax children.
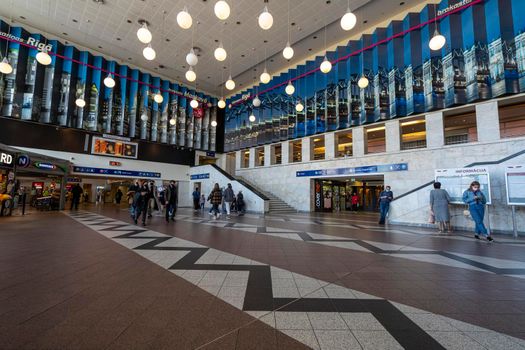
<box><xmin>127</xmin><ymin>69</ymin><xmax>139</xmax><ymax>138</ymax></box>
<box><xmin>435</xmin><ymin>167</ymin><xmax>491</xmax><ymax>205</ymax></box>
<box><xmin>91</xmin><ymin>136</ymin><xmax>138</xmax><ymax>159</ymax></box>
<box><xmin>404</xmin><ymin>65</ymin><xmax>414</xmax><ymax>115</ymax></box>
<box><xmin>315</xmin><ymin>57</ymin><xmax>327</xmax><ymax>134</ymax></box>
<box><xmin>287</xmin><ymin>89</ymin><xmax>297</xmax><ymax>139</ymax></box>
<box><xmin>150</xmin><ymin>77</ymin><xmax>160</xmax><ymax>142</ymax></box>
<box><xmin>74</xmin><ymin>51</ymin><xmax>88</xmax><ymax>129</ymax></box>
<box><xmin>177</xmin><ymin>87</ymin><xmax>187</xmax><ymax>147</ymax></box>
<box><xmin>515</xmin><ymin>32</ymin><xmax>525</xmax><ymax>92</ymax></box>
<box><xmin>159</xmin><ymin>80</ymin><xmax>169</xmax><ymax>143</ymax></box>
<box><xmin>39</xmin><ymin>39</ymin><xmax>57</xmax><ymax>123</ymax></box>
<box><xmin>168</xmin><ymin>83</ymin><xmax>179</xmax><ymax>145</ymax></box>
<box><xmin>115</xmin><ymin>65</ymin><xmax>127</xmax><ymax>136</ymax></box>
<box><xmin>337</xmin><ymin>79</ymin><xmax>349</xmax><ymax>129</ymax></box>
<box><xmin>86</xmin><ymin>56</ymin><xmax>101</xmax><ymax>131</ymax></box>
<box><xmin>505</xmin><ymin>165</ymin><xmax>525</xmax><ymax>205</ymax></box>
<box><xmin>57</xmin><ymin>45</ymin><xmax>73</xmax><ymax>126</ymax></box>
<box><xmin>209</xmin><ymin>104</ymin><xmax>217</xmax><ymax>151</ymax></box>
<box><xmin>305</xmin><ymin>61</ymin><xmax>316</xmax><ymax>136</ymax></box>
<box><xmin>488</xmin><ymin>38</ymin><xmax>506</xmax><ymax>97</ymax></box>
<box><xmin>201</xmin><ymin>104</ymin><xmax>210</xmax><ymax>150</ymax></box>
<box><xmin>101</xmin><ymin>60</ymin><xmax>115</xmax><ymax>133</ymax></box>
<box><xmin>21</xmin><ymin>34</ymin><xmax>40</xmax><ymax>120</ymax></box>
<box><xmin>185</xmin><ymin>90</ymin><xmax>195</xmax><ymax>148</ymax></box>
<box><xmin>2</xmin><ymin>26</ymin><xmax>22</xmax><ymax>118</ymax></box>
<box><xmin>326</xmin><ymin>83</ymin><xmax>337</xmax><ymax>131</ymax></box>
<box><xmin>139</xmin><ymin>73</ymin><xmax>150</xmax><ymax>140</ymax></box>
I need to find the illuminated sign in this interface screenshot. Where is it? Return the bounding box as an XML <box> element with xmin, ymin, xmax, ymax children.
<box><xmin>34</xmin><ymin>162</ymin><xmax>57</xmax><ymax>170</ymax></box>
<box><xmin>109</xmin><ymin>161</ymin><xmax>122</xmax><ymax>166</ymax></box>
<box><xmin>0</xmin><ymin>152</ymin><xmax>14</xmax><ymax>167</ymax></box>
<box><xmin>73</xmin><ymin>166</ymin><xmax>161</xmax><ymax>178</ymax></box>
<box><xmin>17</xmin><ymin>154</ymin><xmax>31</xmax><ymax>168</ymax></box>
<box><xmin>91</xmin><ymin>136</ymin><xmax>138</xmax><ymax>159</ymax></box>
<box><xmin>190</xmin><ymin>173</ymin><xmax>210</xmax><ymax>180</ymax></box>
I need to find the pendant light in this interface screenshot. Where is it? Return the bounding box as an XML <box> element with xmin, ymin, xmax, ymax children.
<box><xmin>260</xmin><ymin>68</ymin><xmax>271</xmax><ymax>84</ymax></box>
<box><xmin>225</xmin><ymin>75</ymin><xmax>235</xmax><ymax>90</ymax></box>
<box><xmin>190</xmin><ymin>99</ymin><xmax>199</xmax><ymax>109</ymax></box>
<box><xmin>358</xmin><ymin>50</ymin><xmax>368</xmax><ymax>89</ymax></box>
<box><xmin>186</xmin><ymin>66</ymin><xmax>196</xmax><ymax>82</ymax></box>
<box><xmin>340</xmin><ymin>0</ymin><xmax>357</xmax><ymax>31</ymax></box>
<box><xmin>143</xmin><ymin>44</ymin><xmax>156</xmax><ymax>60</ymax></box>
<box><xmin>140</xmin><ymin>113</ymin><xmax>148</xmax><ymax>121</ymax></box>
<box><xmin>249</xmin><ymin>113</ymin><xmax>256</xmax><ymax>122</ymax></box>
<box><xmin>211</xmin><ymin>120</ymin><xmax>218</xmax><ymax>127</ymax></box>
<box><xmin>0</xmin><ymin>57</ymin><xmax>13</xmax><ymax>75</ymax></box>
<box><xmin>214</xmin><ymin>43</ymin><xmax>227</xmax><ymax>61</ymax></box>
<box><xmin>103</xmin><ymin>74</ymin><xmax>115</xmax><ymax>88</ymax></box>
<box><xmin>285</xmin><ymin>81</ymin><xmax>295</xmax><ymax>95</ymax></box>
<box><xmin>282</xmin><ymin>0</ymin><xmax>294</xmax><ymax>60</ymax></box>
<box><xmin>214</xmin><ymin>1</ymin><xmax>230</xmax><ymax>20</ymax></box>
<box><xmin>177</xmin><ymin>7</ymin><xmax>192</xmax><ymax>29</ymax></box>
<box><xmin>320</xmin><ymin>15</ymin><xmax>331</xmax><ymax>74</ymax></box>
<box><xmin>154</xmin><ymin>92</ymin><xmax>163</xmax><ymax>103</ymax></box>
<box><xmin>295</xmin><ymin>101</ymin><xmax>304</xmax><ymax>112</ymax></box>
<box><xmin>429</xmin><ymin>4</ymin><xmax>446</xmax><ymax>51</ymax></box>
<box><xmin>169</xmin><ymin>118</ymin><xmax>176</xmax><ymax>125</ymax></box>
<box><xmin>258</xmin><ymin>6</ymin><xmax>273</xmax><ymax>30</ymax></box>
<box><xmin>75</xmin><ymin>98</ymin><xmax>86</xmax><ymax>108</ymax></box>
<box><xmin>137</xmin><ymin>21</ymin><xmax>152</xmax><ymax>44</ymax></box>
<box><xmin>218</xmin><ymin>98</ymin><xmax>226</xmax><ymax>109</ymax></box>
<box><xmin>36</xmin><ymin>50</ymin><xmax>52</xmax><ymax>65</ymax></box>
<box><xmin>252</xmin><ymin>95</ymin><xmax>261</xmax><ymax>107</ymax></box>
<box><xmin>186</xmin><ymin>48</ymin><xmax>198</xmax><ymax>66</ymax></box>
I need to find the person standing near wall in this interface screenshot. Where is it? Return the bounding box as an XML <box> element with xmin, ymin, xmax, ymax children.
<box><xmin>462</xmin><ymin>181</ymin><xmax>493</xmax><ymax>242</ymax></box>
<box><xmin>192</xmin><ymin>187</ymin><xmax>201</xmax><ymax>211</ymax></box>
<box><xmin>378</xmin><ymin>186</ymin><xmax>394</xmax><ymax>225</ymax></box>
<box><xmin>223</xmin><ymin>183</ymin><xmax>235</xmax><ymax>219</ymax></box>
<box><xmin>165</xmin><ymin>180</ymin><xmax>178</xmax><ymax>222</ymax></box>
<box><xmin>208</xmin><ymin>183</ymin><xmax>223</xmax><ymax>220</ymax></box>
<box><xmin>429</xmin><ymin>182</ymin><xmax>452</xmax><ymax>233</ymax></box>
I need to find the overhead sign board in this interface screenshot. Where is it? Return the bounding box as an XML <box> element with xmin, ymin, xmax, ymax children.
<box><xmin>435</xmin><ymin>167</ymin><xmax>491</xmax><ymax>205</ymax></box>
<box><xmin>73</xmin><ymin>166</ymin><xmax>161</xmax><ymax>179</ymax></box>
<box><xmin>296</xmin><ymin>163</ymin><xmax>408</xmax><ymax>178</ymax></box>
<box><xmin>91</xmin><ymin>136</ymin><xmax>138</xmax><ymax>159</ymax></box>
<box><xmin>0</xmin><ymin>151</ymin><xmax>14</xmax><ymax>168</ymax></box>
<box><xmin>505</xmin><ymin>165</ymin><xmax>525</xmax><ymax>206</ymax></box>
<box><xmin>190</xmin><ymin>173</ymin><xmax>210</xmax><ymax>180</ymax></box>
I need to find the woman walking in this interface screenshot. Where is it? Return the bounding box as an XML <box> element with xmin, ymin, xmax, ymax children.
<box><xmin>429</xmin><ymin>182</ymin><xmax>451</xmax><ymax>233</ymax></box>
<box><xmin>462</xmin><ymin>181</ymin><xmax>493</xmax><ymax>241</ymax></box>
<box><xmin>208</xmin><ymin>183</ymin><xmax>223</xmax><ymax>220</ymax></box>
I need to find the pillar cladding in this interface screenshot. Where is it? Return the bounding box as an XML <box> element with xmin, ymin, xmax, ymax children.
<box><xmin>352</xmin><ymin>126</ymin><xmax>365</xmax><ymax>157</ymax></box>
<box><xmin>264</xmin><ymin>144</ymin><xmax>272</xmax><ymax>167</ymax></box>
<box><xmin>325</xmin><ymin>132</ymin><xmax>336</xmax><ymax>159</ymax></box>
<box><xmin>235</xmin><ymin>150</ymin><xmax>242</xmax><ymax>170</ymax></box>
<box><xmin>249</xmin><ymin>148</ymin><xmax>256</xmax><ymax>168</ymax></box>
<box><xmin>282</xmin><ymin>141</ymin><xmax>290</xmax><ymax>165</ymax></box>
<box><xmin>302</xmin><ymin>137</ymin><xmax>312</xmax><ymax>162</ymax></box>
<box><xmin>425</xmin><ymin>112</ymin><xmax>445</xmax><ymax>148</ymax></box>
<box><xmin>476</xmin><ymin>101</ymin><xmax>501</xmax><ymax>143</ymax></box>
<box><xmin>385</xmin><ymin>120</ymin><xmax>401</xmax><ymax>153</ymax></box>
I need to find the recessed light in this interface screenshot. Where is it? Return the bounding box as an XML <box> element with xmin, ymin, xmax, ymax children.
<box><xmin>182</xmin><ymin>65</ymin><xmax>186</xmax><ymax>68</ymax></box>
<box><xmin>72</xmin><ymin>19</ymin><xmax>78</xmax><ymax>22</ymax></box>
<box><xmin>399</xmin><ymin>1</ymin><xmax>405</xmax><ymax>5</ymax></box>
<box><xmin>165</xmin><ymin>38</ymin><xmax>170</xmax><ymax>42</ymax></box>
<box><xmin>241</xmin><ymin>54</ymin><xmax>245</xmax><ymax>57</ymax></box>
<box><xmin>128</xmin><ymin>57</ymin><xmax>132</xmax><ymax>60</ymax></box>
<box><xmin>363</xmin><ymin>20</ymin><xmax>368</xmax><ymax>24</ymax></box>
<box><xmin>127</xmin><ymin>19</ymin><xmax>132</xmax><ymax>23</ymax></box>
<box><xmin>236</xmin><ymin>21</ymin><xmax>241</xmax><ymax>25</ymax></box>
<box><xmin>223</xmin><ymin>66</ymin><xmax>227</xmax><ymax>69</ymax></box>
<box><xmin>291</xmin><ymin>22</ymin><xmax>295</xmax><ymax>26</ymax></box>
<box><xmin>62</xmin><ymin>32</ymin><xmax>68</xmax><ymax>35</ymax></box>
<box><xmin>116</xmin><ymin>37</ymin><xmax>121</xmax><ymax>41</ymax></box>
<box><xmin>19</xmin><ymin>16</ymin><xmax>26</xmax><ymax>19</ymax></box>
<box><xmin>270</xmin><ymin>59</ymin><xmax>274</xmax><ymax>62</ymax></box>
<box><xmin>98</xmin><ymin>45</ymin><xmax>102</xmax><ymax>48</ymax></box>
<box><xmin>308</xmin><ymin>48</ymin><xmax>312</xmax><ymax>51</ymax></box>
<box><xmin>159</xmin><ymin>64</ymin><xmax>165</xmax><ymax>68</ymax></box>
<box><xmin>313</xmin><ymin>36</ymin><xmax>317</xmax><ymax>39</ymax></box>
<box><xmin>264</xmin><ymin>40</ymin><xmax>268</xmax><ymax>43</ymax></box>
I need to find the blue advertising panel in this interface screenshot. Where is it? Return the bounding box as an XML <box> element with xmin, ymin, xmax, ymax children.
<box><xmin>73</xmin><ymin>166</ymin><xmax>161</xmax><ymax>178</ymax></box>
<box><xmin>296</xmin><ymin>163</ymin><xmax>408</xmax><ymax>177</ymax></box>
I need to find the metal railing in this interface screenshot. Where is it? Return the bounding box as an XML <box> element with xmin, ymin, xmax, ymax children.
<box><xmin>445</xmin><ymin>134</ymin><xmax>469</xmax><ymax>145</ymax></box>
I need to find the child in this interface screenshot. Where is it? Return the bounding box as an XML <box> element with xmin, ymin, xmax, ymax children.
<box><xmin>200</xmin><ymin>194</ymin><xmax>205</xmax><ymax>211</ymax></box>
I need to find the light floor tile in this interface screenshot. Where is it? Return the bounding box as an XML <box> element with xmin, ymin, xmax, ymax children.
<box><xmin>352</xmin><ymin>330</ymin><xmax>403</xmax><ymax>350</ymax></box>
<box><xmin>280</xmin><ymin>329</ymin><xmax>320</xmax><ymax>350</ymax></box>
<box><xmin>275</xmin><ymin>312</ymin><xmax>313</xmax><ymax>330</ymax></box>
<box><xmin>428</xmin><ymin>331</ymin><xmax>487</xmax><ymax>350</ymax></box>
<box><xmin>340</xmin><ymin>313</ymin><xmax>386</xmax><ymax>331</ymax></box>
<box><xmin>314</xmin><ymin>330</ymin><xmax>362</xmax><ymax>350</ymax></box>
<box><xmin>307</xmin><ymin>312</ymin><xmax>348</xmax><ymax>330</ymax></box>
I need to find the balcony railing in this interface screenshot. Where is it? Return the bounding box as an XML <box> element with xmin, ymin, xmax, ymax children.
<box><xmin>445</xmin><ymin>134</ymin><xmax>469</xmax><ymax>145</ymax></box>
<box><xmin>401</xmin><ymin>139</ymin><xmax>427</xmax><ymax>150</ymax></box>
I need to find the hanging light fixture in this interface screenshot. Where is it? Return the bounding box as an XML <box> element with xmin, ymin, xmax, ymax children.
<box><xmin>190</xmin><ymin>99</ymin><xmax>199</xmax><ymax>108</ymax></box>
<box><xmin>169</xmin><ymin>118</ymin><xmax>176</xmax><ymax>126</ymax></box>
<box><xmin>260</xmin><ymin>68</ymin><xmax>271</xmax><ymax>84</ymax></box>
<box><xmin>140</xmin><ymin>113</ymin><xmax>148</xmax><ymax>121</ymax></box>
<box><xmin>154</xmin><ymin>92</ymin><xmax>163</xmax><ymax>103</ymax></box>
<box><xmin>214</xmin><ymin>1</ymin><xmax>230</xmax><ymax>20</ymax></box>
<box><xmin>36</xmin><ymin>50</ymin><xmax>52</xmax><ymax>65</ymax></box>
<box><xmin>177</xmin><ymin>7</ymin><xmax>192</xmax><ymax>29</ymax></box>
<box><xmin>295</xmin><ymin>101</ymin><xmax>304</xmax><ymax>112</ymax></box>
<box><xmin>258</xmin><ymin>6</ymin><xmax>273</xmax><ymax>30</ymax></box>
<box><xmin>0</xmin><ymin>57</ymin><xmax>13</xmax><ymax>75</ymax></box>
<box><xmin>143</xmin><ymin>44</ymin><xmax>156</xmax><ymax>60</ymax></box>
<box><xmin>358</xmin><ymin>75</ymin><xmax>369</xmax><ymax>89</ymax></box>
<box><xmin>320</xmin><ymin>56</ymin><xmax>332</xmax><ymax>74</ymax></box>
<box><xmin>103</xmin><ymin>74</ymin><xmax>115</xmax><ymax>88</ymax></box>
<box><xmin>186</xmin><ymin>48</ymin><xmax>198</xmax><ymax>66</ymax></box>
<box><xmin>249</xmin><ymin>113</ymin><xmax>256</xmax><ymax>122</ymax></box>
<box><xmin>218</xmin><ymin>98</ymin><xmax>226</xmax><ymax>109</ymax></box>
<box><xmin>211</xmin><ymin>120</ymin><xmax>218</xmax><ymax>127</ymax></box>
<box><xmin>285</xmin><ymin>81</ymin><xmax>295</xmax><ymax>95</ymax></box>
<box><xmin>137</xmin><ymin>21</ymin><xmax>152</xmax><ymax>44</ymax></box>
<box><xmin>214</xmin><ymin>43</ymin><xmax>227</xmax><ymax>62</ymax></box>
<box><xmin>252</xmin><ymin>95</ymin><xmax>261</xmax><ymax>107</ymax></box>
<box><xmin>340</xmin><ymin>0</ymin><xmax>357</xmax><ymax>31</ymax></box>
<box><xmin>429</xmin><ymin>4</ymin><xmax>446</xmax><ymax>51</ymax></box>
<box><xmin>185</xmin><ymin>66</ymin><xmax>196</xmax><ymax>82</ymax></box>
<box><xmin>225</xmin><ymin>75</ymin><xmax>235</xmax><ymax>90</ymax></box>
<box><xmin>75</xmin><ymin>98</ymin><xmax>86</xmax><ymax>108</ymax></box>
<box><xmin>282</xmin><ymin>0</ymin><xmax>294</xmax><ymax>60</ymax></box>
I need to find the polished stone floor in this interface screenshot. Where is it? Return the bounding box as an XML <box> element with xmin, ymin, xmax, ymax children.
<box><xmin>1</xmin><ymin>205</ymin><xmax>525</xmax><ymax>349</ymax></box>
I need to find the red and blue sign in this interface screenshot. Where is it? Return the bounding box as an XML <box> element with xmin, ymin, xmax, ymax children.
<box><xmin>296</xmin><ymin>163</ymin><xmax>408</xmax><ymax>177</ymax></box>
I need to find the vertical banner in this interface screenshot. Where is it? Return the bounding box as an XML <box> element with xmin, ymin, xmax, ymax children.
<box><xmin>512</xmin><ymin>0</ymin><xmax>525</xmax><ymax>91</ymax></box>
<box><xmin>101</xmin><ymin>60</ymin><xmax>115</xmax><ymax>133</ymax></box>
<box><xmin>127</xmin><ymin>69</ymin><xmax>139</xmax><ymax>138</ymax></box>
<box><xmin>139</xmin><ymin>73</ymin><xmax>150</xmax><ymax>140</ymax></box>
<box><xmin>2</xmin><ymin>26</ymin><xmax>22</xmax><ymax>117</ymax></box>
<box><xmin>116</xmin><ymin>64</ymin><xmax>128</xmax><ymax>135</ymax></box>
<box><xmin>21</xmin><ymin>34</ymin><xmax>40</xmax><ymax>120</ymax></box>
<box><xmin>373</xmin><ymin>28</ymin><xmax>390</xmax><ymax>121</ymax></box>
<box><xmin>362</xmin><ymin>35</ymin><xmax>375</xmax><ymax>123</ymax></box>
<box><xmin>39</xmin><ymin>39</ymin><xmax>57</xmax><ymax>123</ymax></box>
<box><xmin>150</xmin><ymin>76</ymin><xmax>160</xmax><ymax>142</ymax></box>
<box><xmin>159</xmin><ymin>80</ymin><xmax>170</xmax><ymax>143</ymax></box>
<box><xmin>57</xmin><ymin>45</ymin><xmax>73</xmax><ymax>126</ymax></box>
<box><xmin>178</xmin><ymin>86</ymin><xmax>187</xmax><ymax>147</ymax></box>
<box><xmin>325</xmin><ymin>51</ymin><xmax>337</xmax><ymax>132</ymax></box>
<box><xmin>287</xmin><ymin>69</ymin><xmax>297</xmax><ymax>138</ymax></box>
<box><xmin>185</xmin><ymin>89</ymin><xmax>195</xmax><ymax>148</ymax></box>
<box><xmin>348</xmin><ymin>40</ymin><xmax>363</xmax><ymax>125</ymax></box>
<box><xmin>314</xmin><ymin>56</ymin><xmax>327</xmax><ymax>134</ymax></box>
<box><xmin>387</xmin><ymin>21</ymin><xmax>407</xmax><ymax>118</ymax></box>
<box><xmin>202</xmin><ymin>96</ymin><xmax>210</xmax><ymax>150</ymax></box>
<box><xmin>169</xmin><ymin>83</ymin><xmax>179</xmax><ymax>145</ymax></box>
<box><xmin>278</xmin><ymin>80</ymin><xmax>288</xmax><ymax>141</ymax></box>
<box><xmin>210</xmin><ymin>102</ymin><xmax>217</xmax><ymax>151</ymax></box>
<box><xmin>272</xmin><ymin>77</ymin><xmax>283</xmax><ymax>142</ymax></box>
<box><xmin>305</xmin><ymin>60</ymin><xmax>316</xmax><ymax>136</ymax></box>
<box><xmin>193</xmin><ymin>92</ymin><xmax>204</xmax><ymax>149</ymax></box>
<box><xmin>86</xmin><ymin>56</ymin><xmax>102</xmax><ymax>131</ymax></box>
<box><xmin>337</xmin><ymin>46</ymin><xmax>350</xmax><ymax>129</ymax></box>
<box><xmin>74</xmin><ymin>51</ymin><xmax>88</xmax><ymax>129</ymax></box>
<box><xmin>296</xmin><ymin>65</ymin><xmax>306</xmax><ymax>137</ymax></box>
<box><xmin>404</xmin><ymin>13</ymin><xmax>422</xmax><ymax>114</ymax></box>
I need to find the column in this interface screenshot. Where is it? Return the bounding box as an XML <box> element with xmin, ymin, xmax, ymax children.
<box><xmin>302</xmin><ymin>137</ymin><xmax>311</xmax><ymax>162</ymax></box>
<box><xmin>264</xmin><ymin>144</ymin><xmax>272</xmax><ymax>166</ymax></box>
<box><xmin>249</xmin><ymin>148</ymin><xmax>256</xmax><ymax>168</ymax></box>
<box><xmin>476</xmin><ymin>101</ymin><xmax>500</xmax><ymax>142</ymax></box>
<box><xmin>325</xmin><ymin>132</ymin><xmax>336</xmax><ymax>159</ymax></box>
<box><xmin>385</xmin><ymin>120</ymin><xmax>401</xmax><ymax>153</ymax></box>
<box><xmin>235</xmin><ymin>150</ymin><xmax>241</xmax><ymax>170</ymax></box>
<box><xmin>352</xmin><ymin>126</ymin><xmax>365</xmax><ymax>157</ymax></box>
<box><xmin>425</xmin><ymin>112</ymin><xmax>444</xmax><ymax>148</ymax></box>
<box><xmin>282</xmin><ymin>141</ymin><xmax>290</xmax><ymax>165</ymax></box>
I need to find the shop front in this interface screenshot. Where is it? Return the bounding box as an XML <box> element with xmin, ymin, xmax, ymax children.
<box><xmin>0</xmin><ymin>147</ymin><xmax>16</xmax><ymax>215</ymax></box>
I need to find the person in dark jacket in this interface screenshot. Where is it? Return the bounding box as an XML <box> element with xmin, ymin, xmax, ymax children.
<box><xmin>208</xmin><ymin>183</ymin><xmax>223</xmax><ymax>220</ymax></box>
<box><xmin>378</xmin><ymin>186</ymin><xmax>394</xmax><ymax>225</ymax></box>
<box><xmin>70</xmin><ymin>184</ymin><xmax>83</xmax><ymax>210</ymax></box>
<box><xmin>134</xmin><ymin>180</ymin><xmax>149</xmax><ymax>226</ymax></box>
<box><xmin>165</xmin><ymin>181</ymin><xmax>178</xmax><ymax>222</ymax></box>
<box><xmin>115</xmin><ymin>189</ymin><xmax>123</xmax><ymax>204</ymax></box>
<box><xmin>236</xmin><ymin>190</ymin><xmax>245</xmax><ymax>216</ymax></box>
<box><xmin>223</xmin><ymin>183</ymin><xmax>235</xmax><ymax>219</ymax></box>
<box><xmin>192</xmin><ymin>187</ymin><xmax>201</xmax><ymax>210</ymax></box>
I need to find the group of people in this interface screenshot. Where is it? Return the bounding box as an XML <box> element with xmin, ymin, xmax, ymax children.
<box><xmin>127</xmin><ymin>179</ymin><xmax>173</xmax><ymax>226</ymax></box>
<box><xmin>206</xmin><ymin>183</ymin><xmax>245</xmax><ymax>219</ymax></box>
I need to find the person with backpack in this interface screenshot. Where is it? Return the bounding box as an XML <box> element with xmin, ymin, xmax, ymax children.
<box><xmin>236</xmin><ymin>190</ymin><xmax>246</xmax><ymax>216</ymax></box>
<box><xmin>223</xmin><ymin>183</ymin><xmax>235</xmax><ymax>219</ymax></box>
<box><xmin>208</xmin><ymin>183</ymin><xmax>223</xmax><ymax>220</ymax></box>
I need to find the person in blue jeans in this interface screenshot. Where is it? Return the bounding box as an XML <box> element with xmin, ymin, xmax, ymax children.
<box><xmin>378</xmin><ymin>186</ymin><xmax>394</xmax><ymax>225</ymax></box>
<box><xmin>462</xmin><ymin>181</ymin><xmax>493</xmax><ymax>242</ymax></box>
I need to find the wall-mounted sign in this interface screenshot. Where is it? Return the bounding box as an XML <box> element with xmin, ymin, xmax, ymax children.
<box><xmin>505</xmin><ymin>166</ymin><xmax>525</xmax><ymax>206</ymax></box>
<box><xmin>34</xmin><ymin>162</ymin><xmax>57</xmax><ymax>170</ymax></box>
<box><xmin>109</xmin><ymin>161</ymin><xmax>122</xmax><ymax>166</ymax></box>
<box><xmin>17</xmin><ymin>154</ymin><xmax>31</xmax><ymax>168</ymax></box>
<box><xmin>314</xmin><ymin>180</ymin><xmax>322</xmax><ymax>210</ymax></box>
<box><xmin>190</xmin><ymin>173</ymin><xmax>210</xmax><ymax>180</ymax></box>
<box><xmin>435</xmin><ymin>167</ymin><xmax>491</xmax><ymax>205</ymax></box>
<box><xmin>73</xmin><ymin>166</ymin><xmax>161</xmax><ymax>179</ymax></box>
<box><xmin>0</xmin><ymin>152</ymin><xmax>14</xmax><ymax>167</ymax></box>
<box><xmin>296</xmin><ymin>163</ymin><xmax>408</xmax><ymax>178</ymax></box>
<box><xmin>91</xmin><ymin>136</ymin><xmax>138</xmax><ymax>159</ymax></box>
<box><xmin>66</xmin><ymin>177</ymin><xmax>82</xmax><ymax>183</ymax></box>
<box><xmin>206</xmin><ymin>151</ymin><xmax>216</xmax><ymax>157</ymax></box>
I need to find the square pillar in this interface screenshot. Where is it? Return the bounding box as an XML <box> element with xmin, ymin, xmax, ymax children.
<box><xmin>425</xmin><ymin>112</ymin><xmax>444</xmax><ymax>148</ymax></box>
<box><xmin>325</xmin><ymin>132</ymin><xmax>336</xmax><ymax>159</ymax></box>
<box><xmin>282</xmin><ymin>141</ymin><xmax>290</xmax><ymax>165</ymax></box>
<box><xmin>302</xmin><ymin>137</ymin><xmax>311</xmax><ymax>162</ymax></box>
<box><xmin>264</xmin><ymin>144</ymin><xmax>272</xmax><ymax>166</ymax></box>
<box><xmin>235</xmin><ymin>150</ymin><xmax>242</xmax><ymax>170</ymax></box>
<box><xmin>476</xmin><ymin>101</ymin><xmax>500</xmax><ymax>143</ymax></box>
<box><xmin>385</xmin><ymin>120</ymin><xmax>401</xmax><ymax>153</ymax></box>
<box><xmin>352</xmin><ymin>127</ymin><xmax>365</xmax><ymax>157</ymax></box>
<box><xmin>249</xmin><ymin>148</ymin><xmax>256</xmax><ymax>168</ymax></box>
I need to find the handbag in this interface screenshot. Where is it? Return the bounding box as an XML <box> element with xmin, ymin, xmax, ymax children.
<box><xmin>463</xmin><ymin>206</ymin><xmax>471</xmax><ymax>218</ymax></box>
<box><xmin>428</xmin><ymin>210</ymin><xmax>435</xmax><ymax>224</ymax></box>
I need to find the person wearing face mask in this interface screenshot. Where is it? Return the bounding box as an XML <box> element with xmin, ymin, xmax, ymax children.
<box><xmin>378</xmin><ymin>185</ymin><xmax>394</xmax><ymax>225</ymax></box>
<box><xmin>462</xmin><ymin>181</ymin><xmax>493</xmax><ymax>242</ymax></box>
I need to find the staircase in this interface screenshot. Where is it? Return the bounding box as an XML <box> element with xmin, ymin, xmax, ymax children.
<box><xmin>236</xmin><ymin>176</ymin><xmax>297</xmax><ymax>213</ymax></box>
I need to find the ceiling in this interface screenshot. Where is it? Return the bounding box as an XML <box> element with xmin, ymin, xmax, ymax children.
<box><xmin>0</xmin><ymin>0</ymin><xmax>427</xmax><ymax>97</ymax></box>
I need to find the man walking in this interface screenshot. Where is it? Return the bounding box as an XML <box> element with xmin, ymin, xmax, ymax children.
<box><xmin>223</xmin><ymin>183</ymin><xmax>235</xmax><ymax>219</ymax></box>
<box><xmin>134</xmin><ymin>180</ymin><xmax>149</xmax><ymax>226</ymax></box>
<box><xmin>165</xmin><ymin>181</ymin><xmax>178</xmax><ymax>222</ymax></box>
<box><xmin>70</xmin><ymin>184</ymin><xmax>83</xmax><ymax>210</ymax></box>
<box><xmin>378</xmin><ymin>186</ymin><xmax>394</xmax><ymax>225</ymax></box>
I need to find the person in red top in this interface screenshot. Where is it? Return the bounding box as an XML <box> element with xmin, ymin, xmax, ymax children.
<box><xmin>351</xmin><ymin>193</ymin><xmax>359</xmax><ymax>211</ymax></box>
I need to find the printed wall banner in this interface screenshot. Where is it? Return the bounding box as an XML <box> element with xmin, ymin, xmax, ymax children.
<box><xmin>0</xmin><ymin>151</ymin><xmax>14</xmax><ymax>167</ymax></box>
<box><xmin>34</xmin><ymin>162</ymin><xmax>57</xmax><ymax>170</ymax></box>
<box><xmin>73</xmin><ymin>166</ymin><xmax>160</xmax><ymax>179</ymax></box>
<box><xmin>16</xmin><ymin>154</ymin><xmax>30</xmax><ymax>168</ymax></box>
<box><xmin>435</xmin><ymin>167</ymin><xmax>491</xmax><ymax>205</ymax></box>
<box><xmin>505</xmin><ymin>165</ymin><xmax>525</xmax><ymax>206</ymax></box>
<box><xmin>296</xmin><ymin>163</ymin><xmax>408</xmax><ymax>178</ymax></box>
<box><xmin>91</xmin><ymin>136</ymin><xmax>138</xmax><ymax>159</ymax></box>
<box><xmin>190</xmin><ymin>173</ymin><xmax>210</xmax><ymax>180</ymax></box>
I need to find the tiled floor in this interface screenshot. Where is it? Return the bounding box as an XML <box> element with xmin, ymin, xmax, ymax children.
<box><xmin>1</xmin><ymin>205</ymin><xmax>525</xmax><ymax>349</ymax></box>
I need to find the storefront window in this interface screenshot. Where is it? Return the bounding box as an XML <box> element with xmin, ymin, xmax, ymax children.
<box><xmin>241</xmin><ymin>151</ymin><xmax>250</xmax><ymax>168</ymax></box>
<box><xmin>401</xmin><ymin>118</ymin><xmax>426</xmax><ymax>150</ymax></box>
<box><xmin>271</xmin><ymin>144</ymin><xmax>282</xmax><ymax>165</ymax></box>
<box><xmin>290</xmin><ymin>140</ymin><xmax>302</xmax><ymax>163</ymax></box>
<box><xmin>365</xmin><ymin>125</ymin><xmax>386</xmax><ymax>154</ymax></box>
<box><xmin>444</xmin><ymin>111</ymin><xmax>478</xmax><ymax>145</ymax></box>
<box><xmin>336</xmin><ymin>131</ymin><xmax>353</xmax><ymax>158</ymax></box>
<box><xmin>499</xmin><ymin>102</ymin><xmax>525</xmax><ymax>139</ymax></box>
<box><xmin>312</xmin><ymin>136</ymin><xmax>325</xmax><ymax>161</ymax></box>
<box><xmin>256</xmin><ymin>147</ymin><xmax>265</xmax><ymax>167</ymax></box>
